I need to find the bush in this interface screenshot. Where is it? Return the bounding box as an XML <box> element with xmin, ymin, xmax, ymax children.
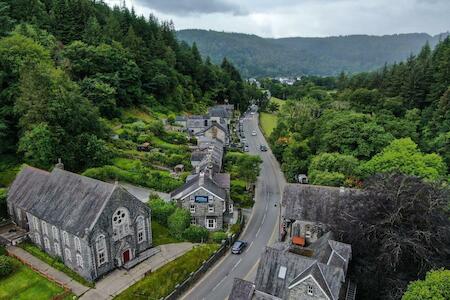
<box><xmin>0</xmin><ymin>255</ymin><xmax>14</xmax><ymax>278</ymax></box>
<box><xmin>210</xmin><ymin>231</ymin><xmax>228</xmax><ymax>244</ymax></box>
<box><xmin>183</xmin><ymin>225</ymin><xmax>209</xmax><ymax>243</ymax></box>
<box><xmin>309</xmin><ymin>170</ymin><xmax>346</xmax><ymax>187</ymax></box>
<box><xmin>148</xmin><ymin>198</ymin><xmax>176</xmax><ymax>226</ymax></box>
<box><xmin>230</xmin><ymin>223</ymin><xmax>241</xmax><ymax>235</ymax></box>
<box><xmin>168</xmin><ymin>208</ymin><xmax>191</xmax><ymax>239</ymax></box>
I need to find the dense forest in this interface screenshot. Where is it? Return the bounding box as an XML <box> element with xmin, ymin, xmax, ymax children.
<box><xmin>263</xmin><ymin>38</ymin><xmax>450</xmax><ymax>299</ymax></box>
<box><xmin>177</xmin><ymin>29</ymin><xmax>449</xmax><ymax>77</ymax></box>
<box><xmin>0</xmin><ymin>0</ymin><xmax>262</xmax><ymax>172</ymax></box>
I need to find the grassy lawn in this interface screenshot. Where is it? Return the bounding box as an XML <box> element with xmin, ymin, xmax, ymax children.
<box><xmin>20</xmin><ymin>242</ymin><xmax>94</xmax><ymax>288</ymax></box>
<box><xmin>270</xmin><ymin>96</ymin><xmax>285</xmax><ymax>106</ymax></box>
<box><xmin>259</xmin><ymin>112</ymin><xmax>278</xmax><ymax>137</ymax></box>
<box><xmin>115</xmin><ymin>244</ymin><xmax>220</xmax><ymax>300</ymax></box>
<box><xmin>151</xmin><ymin>221</ymin><xmax>182</xmax><ymax>246</ymax></box>
<box><xmin>0</xmin><ymin>154</ymin><xmax>22</xmax><ymax>187</ymax></box>
<box><xmin>0</xmin><ymin>257</ymin><xmax>74</xmax><ymax>300</ymax></box>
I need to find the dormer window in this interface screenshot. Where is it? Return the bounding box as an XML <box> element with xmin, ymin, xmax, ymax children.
<box><xmin>278</xmin><ymin>266</ymin><xmax>287</xmax><ymax>279</ymax></box>
<box><xmin>307</xmin><ymin>285</ymin><xmax>314</xmax><ymax>296</ymax></box>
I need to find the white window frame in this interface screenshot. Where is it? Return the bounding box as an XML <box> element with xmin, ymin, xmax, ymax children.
<box><xmin>136</xmin><ymin>216</ymin><xmax>146</xmax><ymax>244</ymax></box>
<box><xmin>112</xmin><ymin>207</ymin><xmax>131</xmax><ymax>240</ymax></box>
<box><xmin>16</xmin><ymin>208</ymin><xmax>21</xmax><ymax>221</ymax></box>
<box><xmin>307</xmin><ymin>285</ymin><xmax>314</xmax><ymax>296</ymax></box>
<box><xmin>74</xmin><ymin>237</ymin><xmax>82</xmax><ymax>253</ymax></box>
<box><xmin>52</xmin><ymin>226</ymin><xmax>59</xmax><ymax>240</ymax></box>
<box><xmin>64</xmin><ymin>248</ymin><xmax>72</xmax><ymax>262</ymax></box>
<box><xmin>34</xmin><ymin>232</ymin><xmax>41</xmax><ymax>245</ymax></box>
<box><xmin>229</xmin><ymin>204</ymin><xmax>234</xmax><ymax>213</ymax></box>
<box><xmin>206</xmin><ymin>218</ymin><xmax>216</xmax><ymax>229</ymax></box>
<box><xmin>33</xmin><ymin>216</ymin><xmax>39</xmax><ymax>231</ymax></box>
<box><xmin>63</xmin><ymin>231</ymin><xmax>70</xmax><ymax>246</ymax></box>
<box><xmin>96</xmin><ymin>235</ymin><xmax>108</xmax><ymax>266</ymax></box>
<box><xmin>76</xmin><ymin>253</ymin><xmax>84</xmax><ymax>268</ymax></box>
<box><xmin>190</xmin><ymin>204</ymin><xmax>196</xmax><ymax>213</ymax></box>
<box><xmin>44</xmin><ymin>237</ymin><xmax>50</xmax><ymax>250</ymax></box>
<box><xmin>54</xmin><ymin>242</ymin><xmax>61</xmax><ymax>256</ymax></box>
<box><xmin>41</xmin><ymin>220</ymin><xmax>48</xmax><ymax>236</ymax></box>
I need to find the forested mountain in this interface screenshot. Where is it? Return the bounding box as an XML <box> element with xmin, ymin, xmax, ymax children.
<box><xmin>0</xmin><ymin>0</ymin><xmax>261</xmax><ymax>172</ymax></box>
<box><xmin>177</xmin><ymin>29</ymin><xmax>449</xmax><ymax>77</ymax></box>
<box><xmin>263</xmin><ymin>37</ymin><xmax>450</xmax><ymax>299</ymax></box>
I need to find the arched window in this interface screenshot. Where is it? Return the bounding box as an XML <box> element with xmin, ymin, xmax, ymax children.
<box><xmin>76</xmin><ymin>253</ymin><xmax>84</xmax><ymax>268</ymax></box>
<box><xmin>62</xmin><ymin>231</ymin><xmax>70</xmax><ymax>246</ymax></box>
<box><xmin>54</xmin><ymin>242</ymin><xmax>61</xmax><ymax>256</ymax></box>
<box><xmin>44</xmin><ymin>237</ymin><xmax>50</xmax><ymax>249</ymax></box>
<box><xmin>41</xmin><ymin>220</ymin><xmax>48</xmax><ymax>236</ymax></box>
<box><xmin>74</xmin><ymin>237</ymin><xmax>81</xmax><ymax>253</ymax></box>
<box><xmin>52</xmin><ymin>226</ymin><xmax>59</xmax><ymax>240</ymax></box>
<box><xmin>34</xmin><ymin>232</ymin><xmax>41</xmax><ymax>245</ymax></box>
<box><xmin>96</xmin><ymin>235</ymin><xmax>108</xmax><ymax>265</ymax></box>
<box><xmin>65</xmin><ymin>248</ymin><xmax>72</xmax><ymax>262</ymax></box>
<box><xmin>112</xmin><ymin>207</ymin><xmax>131</xmax><ymax>240</ymax></box>
<box><xmin>136</xmin><ymin>216</ymin><xmax>146</xmax><ymax>244</ymax></box>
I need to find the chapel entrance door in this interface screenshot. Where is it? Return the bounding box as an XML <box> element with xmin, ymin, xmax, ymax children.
<box><xmin>122</xmin><ymin>249</ymin><xmax>131</xmax><ymax>264</ymax></box>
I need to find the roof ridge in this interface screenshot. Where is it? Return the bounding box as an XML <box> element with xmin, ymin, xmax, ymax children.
<box><xmin>317</xmin><ymin>263</ymin><xmax>336</xmax><ymax>300</ymax></box>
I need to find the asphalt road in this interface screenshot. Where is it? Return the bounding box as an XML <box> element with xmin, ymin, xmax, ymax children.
<box><xmin>181</xmin><ymin>112</ymin><xmax>286</xmax><ymax>300</ymax></box>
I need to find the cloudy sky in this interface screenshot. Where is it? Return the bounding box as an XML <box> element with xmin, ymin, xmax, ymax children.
<box><xmin>105</xmin><ymin>0</ymin><xmax>450</xmax><ymax>38</ymax></box>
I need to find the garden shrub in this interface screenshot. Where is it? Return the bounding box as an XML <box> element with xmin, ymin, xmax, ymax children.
<box><xmin>149</xmin><ymin>198</ymin><xmax>176</xmax><ymax>226</ymax></box>
<box><xmin>309</xmin><ymin>170</ymin><xmax>346</xmax><ymax>187</ymax></box>
<box><xmin>183</xmin><ymin>225</ymin><xmax>209</xmax><ymax>243</ymax></box>
<box><xmin>168</xmin><ymin>208</ymin><xmax>191</xmax><ymax>239</ymax></box>
<box><xmin>210</xmin><ymin>231</ymin><xmax>228</xmax><ymax>244</ymax></box>
<box><xmin>0</xmin><ymin>255</ymin><xmax>14</xmax><ymax>278</ymax></box>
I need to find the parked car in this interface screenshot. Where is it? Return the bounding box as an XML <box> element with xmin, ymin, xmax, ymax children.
<box><xmin>244</xmin><ymin>145</ymin><xmax>249</xmax><ymax>152</ymax></box>
<box><xmin>252</xmin><ymin>130</ymin><xmax>257</xmax><ymax>136</ymax></box>
<box><xmin>231</xmin><ymin>240</ymin><xmax>247</xmax><ymax>254</ymax></box>
<box><xmin>260</xmin><ymin>145</ymin><xmax>268</xmax><ymax>152</ymax></box>
<box><xmin>241</xmin><ymin>138</ymin><xmax>247</xmax><ymax>143</ymax></box>
<box><xmin>250</xmin><ymin>111</ymin><xmax>255</xmax><ymax>115</ymax></box>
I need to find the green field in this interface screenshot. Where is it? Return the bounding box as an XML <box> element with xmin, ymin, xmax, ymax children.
<box><xmin>270</xmin><ymin>96</ymin><xmax>285</xmax><ymax>106</ymax></box>
<box><xmin>260</xmin><ymin>112</ymin><xmax>278</xmax><ymax>137</ymax></box>
<box><xmin>115</xmin><ymin>244</ymin><xmax>219</xmax><ymax>300</ymax></box>
<box><xmin>0</xmin><ymin>258</ymin><xmax>74</xmax><ymax>300</ymax></box>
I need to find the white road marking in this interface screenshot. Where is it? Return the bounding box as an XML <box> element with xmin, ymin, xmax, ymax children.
<box><xmin>261</xmin><ymin>213</ymin><xmax>266</xmax><ymax>225</ymax></box>
<box><xmin>212</xmin><ymin>276</ymin><xmax>227</xmax><ymax>291</ymax></box>
<box><xmin>256</xmin><ymin>227</ymin><xmax>261</xmax><ymax>237</ymax></box>
<box><xmin>231</xmin><ymin>258</ymin><xmax>242</xmax><ymax>272</ymax></box>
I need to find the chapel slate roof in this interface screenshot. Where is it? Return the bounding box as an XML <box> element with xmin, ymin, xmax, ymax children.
<box><xmin>282</xmin><ymin>184</ymin><xmax>362</xmax><ymax>222</ymax></box>
<box><xmin>8</xmin><ymin>166</ymin><xmax>130</xmax><ymax>237</ymax></box>
<box><xmin>229</xmin><ymin>278</ymin><xmax>255</xmax><ymax>300</ymax></box>
<box><xmin>170</xmin><ymin>173</ymin><xmax>227</xmax><ymax>200</ymax></box>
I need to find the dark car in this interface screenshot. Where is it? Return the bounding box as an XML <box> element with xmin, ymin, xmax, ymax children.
<box><xmin>260</xmin><ymin>145</ymin><xmax>268</xmax><ymax>152</ymax></box>
<box><xmin>231</xmin><ymin>240</ymin><xmax>247</xmax><ymax>254</ymax></box>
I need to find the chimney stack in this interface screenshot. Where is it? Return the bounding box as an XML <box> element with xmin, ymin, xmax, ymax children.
<box><xmin>55</xmin><ymin>158</ymin><xmax>64</xmax><ymax>170</ymax></box>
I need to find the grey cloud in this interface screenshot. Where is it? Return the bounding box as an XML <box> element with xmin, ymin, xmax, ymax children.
<box><xmin>134</xmin><ymin>0</ymin><xmax>248</xmax><ymax>16</ymax></box>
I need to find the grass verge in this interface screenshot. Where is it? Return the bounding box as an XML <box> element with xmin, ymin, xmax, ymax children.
<box><xmin>20</xmin><ymin>242</ymin><xmax>94</xmax><ymax>288</ymax></box>
<box><xmin>259</xmin><ymin>112</ymin><xmax>278</xmax><ymax>137</ymax></box>
<box><xmin>0</xmin><ymin>257</ymin><xmax>75</xmax><ymax>300</ymax></box>
<box><xmin>151</xmin><ymin>221</ymin><xmax>182</xmax><ymax>246</ymax></box>
<box><xmin>115</xmin><ymin>244</ymin><xmax>220</xmax><ymax>300</ymax></box>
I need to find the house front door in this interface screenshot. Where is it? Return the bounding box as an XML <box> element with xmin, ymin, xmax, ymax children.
<box><xmin>122</xmin><ymin>249</ymin><xmax>131</xmax><ymax>264</ymax></box>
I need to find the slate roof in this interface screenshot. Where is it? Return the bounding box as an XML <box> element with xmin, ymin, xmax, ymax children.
<box><xmin>175</xmin><ymin>116</ymin><xmax>187</xmax><ymax>121</ymax></box>
<box><xmin>213</xmin><ymin>173</ymin><xmax>230</xmax><ymax>190</ymax></box>
<box><xmin>191</xmin><ymin>151</ymin><xmax>207</xmax><ymax>162</ymax></box>
<box><xmin>229</xmin><ymin>278</ymin><xmax>255</xmax><ymax>300</ymax></box>
<box><xmin>195</xmin><ymin>122</ymin><xmax>228</xmax><ymax>136</ymax></box>
<box><xmin>170</xmin><ymin>173</ymin><xmax>227</xmax><ymax>200</ymax></box>
<box><xmin>208</xmin><ymin>106</ymin><xmax>232</xmax><ymax>119</ymax></box>
<box><xmin>282</xmin><ymin>184</ymin><xmax>362</xmax><ymax>223</ymax></box>
<box><xmin>186</xmin><ymin>115</ymin><xmax>208</xmax><ymax>129</ymax></box>
<box><xmin>8</xmin><ymin>166</ymin><xmax>123</xmax><ymax>237</ymax></box>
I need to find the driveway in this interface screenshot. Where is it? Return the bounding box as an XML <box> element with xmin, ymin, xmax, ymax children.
<box><xmin>181</xmin><ymin>112</ymin><xmax>286</xmax><ymax>300</ymax></box>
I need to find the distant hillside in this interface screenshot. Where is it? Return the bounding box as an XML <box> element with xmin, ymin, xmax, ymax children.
<box><xmin>177</xmin><ymin>29</ymin><xmax>449</xmax><ymax>77</ymax></box>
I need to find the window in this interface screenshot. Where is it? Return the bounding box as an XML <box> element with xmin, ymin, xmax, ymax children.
<box><xmin>307</xmin><ymin>285</ymin><xmax>314</xmax><ymax>296</ymax></box>
<box><xmin>44</xmin><ymin>237</ymin><xmax>50</xmax><ymax>250</ymax></box>
<box><xmin>208</xmin><ymin>204</ymin><xmax>214</xmax><ymax>213</ymax></box>
<box><xmin>16</xmin><ymin>208</ymin><xmax>21</xmax><ymax>221</ymax></box>
<box><xmin>278</xmin><ymin>266</ymin><xmax>287</xmax><ymax>279</ymax></box>
<box><xmin>96</xmin><ymin>235</ymin><xmax>108</xmax><ymax>266</ymax></box>
<box><xmin>136</xmin><ymin>216</ymin><xmax>146</xmax><ymax>244</ymax></box>
<box><xmin>62</xmin><ymin>231</ymin><xmax>70</xmax><ymax>246</ymax></box>
<box><xmin>190</xmin><ymin>217</ymin><xmax>196</xmax><ymax>225</ymax></box>
<box><xmin>206</xmin><ymin>218</ymin><xmax>216</xmax><ymax>229</ymax></box>
<box><xmin>64</xmin><ymin>248</ymin><xmax>72</xmax><ymax>262</ymax></box>
<box><xmin>32</xmin><ymin>216</ymin><xmax>39</xmax><ymax>231</ymax></box>
<box><xmin>34</xmin><ymin>233</ymin><xmax>41</xmax><ymax>245</ymax></box>
<box><xmin>229</xmin><ymin>204</ymin><xmax>234</xmax><ymax>213</ymax></box>
<box><xmin>190</xmin><ymin>204</ymin><xmax>196</xmax><ymax>213</ymax></box>
<box><xmin>52</xmin><ymin>226</ymin><xmax>59</xmax><ymax>240</ymax></box>
<box><xmin>41</xmin><ymin>220</ymin><xmax>48</xmax><ymax>236</ymax></box>
<box><xmin>112</xmin><ymin>207</ymin><xmax>131</xmax><ymax>240</ymax></box>
<box><xmin>76</xmin><ymin>254</ymin><xmax>84</xmax><ymax>268</ymax></box>
<box><xmin>74</xmin><ymin>237</ymin><xmax>81</xmax><ymax>253</ymax></box>
<box><xmin>54</xmin><ymin>242</ymin><xmax>61</xmax><ymax>256</ymax></box>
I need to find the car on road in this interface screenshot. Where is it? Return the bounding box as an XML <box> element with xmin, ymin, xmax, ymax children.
<box><xmin>244</xmin><ymin>145</ymin><xmax>249</xmax><ymax>152</ymax></box>
<box><xmin>241</xmin><ymin>138</ymin><xmax>247</xmax><ymax>143</ymax></box>
<box><xmin>231</xmin><ymin>240</ymin><xmax>247</xmax><ymax>254</ymax></box>
<box><xmin>250</xmin><ymin>111</ymin><xmax>255</xmax><ymax>115</ymax></box>
<box><xmin>251</xmin><ymin>130</ymin><xmax>257</xmax><ymax>136</ymax></box>
<box><xmin>260</xmin><ymin>145</ymin><xmax>268</xmax><ymax>152</ymax></box>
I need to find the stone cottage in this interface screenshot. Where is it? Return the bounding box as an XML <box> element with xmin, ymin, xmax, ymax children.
<box><xmin>7</xmin><ymin>165</ymin><xmax>153</xmax><ymax>281</ymax></box>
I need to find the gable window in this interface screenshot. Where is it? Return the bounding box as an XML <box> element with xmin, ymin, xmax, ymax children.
<box><xmin>34</xmin><ymin>233</ymin><xmax>41</xmax><ymax>245</ymax></box>
<box><xmin>136</xmin><ymin>216</ymin><xmax>146</xmax><ymax>244</ymax></box>
<box><xmin>190</xmin><ymin>204</ymin><xmax>196</xmax><ymax>213</ymax></box>
<box><xmin>206</xmin><ymin>218</ymin><xmax>216</xmax><ymax>229</ymax></box>
<box><xmin>65</xmin><ymin>248</ymin><xmax>72</xmax><ymax>262</ymax></box>
<box><xmin>52</xmin><ymin>226</ymin><xmax>59</xmax><ymax>240</ymax></box>
<box><xmin>74</xmin><ymin>237</ymin><xmax>82</xmax><ymax>253</ymax></box>
<box><xmin>41</xmin><ymin>220</ymin><xmax>48</xmax><ymax>236</ymax></box>
<box><xmin>76</xmin><ymin>253</ymin><xmax>84</xmax><ymax>268</ymax></box>
<box><xmin>307</xmin><ymin>285</ymin><xmax>314</xmax><ymax>296</ymax></box>
<box><xmin>112</xmin><ymin>207</ymin><xmax>131</xmax><ymax>240</ymax></box>
<box><xmin>44</xmin><ymin>237</ymin><xmax>50</xmax><ymax>250</ymax></box>
<box><xmin>208</xmin><ymin>204</ymin><xmax>215</xmax><ymax>213</ymax></box>
<box><xmin>62</xmin><ymin>231</ymin><xmax>70</xmax><ymax>246</ymax></box>
<box><xmin>96</xmin><ymin>235</ymin><xmax>108</xmax><ymax>266</ymax></box>
<box><xmin>54</xmin><ymin>242</ymin><xmax>61</xmax><ymax>256</ymax></box>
